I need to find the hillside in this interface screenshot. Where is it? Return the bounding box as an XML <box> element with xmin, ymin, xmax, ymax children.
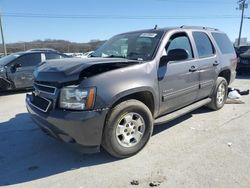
<box><xmin>3</xmin><ymin>39</ymin><xmax>106</xmax><ymax>53</ymax></box>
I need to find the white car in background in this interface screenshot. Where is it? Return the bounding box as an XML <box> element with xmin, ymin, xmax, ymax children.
<box><xmin>64</xmin><ymin>51</ymin><xmax>94</xmax><ymax>58</ymax></box>
<box><xmin>74</xmin><ymin>51</ymin><xmax>94</xmax><ymax>58</ymax></box>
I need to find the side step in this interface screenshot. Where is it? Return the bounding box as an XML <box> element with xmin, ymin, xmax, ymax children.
<box><xmin>154</xmin><ymin>98</ymin><xmax>211</xmax><ymax>125</ymax></box>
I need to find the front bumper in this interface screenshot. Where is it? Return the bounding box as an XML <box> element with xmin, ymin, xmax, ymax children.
<box><xmin>26</xmin><ymin>94</ymin><xmax>109</xmax><ymax>153</ymax></box>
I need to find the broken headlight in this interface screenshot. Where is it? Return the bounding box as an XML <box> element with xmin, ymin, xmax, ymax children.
<box><xmin>59</xmin><ymin>86</ymin><xmax>96</xmax><ymax>110</ymax></box>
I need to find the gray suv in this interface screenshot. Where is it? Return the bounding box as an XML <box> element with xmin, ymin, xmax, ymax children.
<box><xmin>26</xmin><ymin>26</ymin><xmax>237</xmax><ymax>158</ymax></box>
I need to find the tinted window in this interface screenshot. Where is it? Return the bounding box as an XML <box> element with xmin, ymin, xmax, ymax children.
<box><xmin>0</xmin><ymin>54</ymin><xmax>20</xmax><ymax>66</ymax></box>
<box><xmin>45</xmin><ymin>53</ymin><xmax>62</xmax><ymax>60</ymax></box>
<box><xmin>193</xmin><ymin>32</ymin><xmax>214</xmax><ymax>58</ymax></box>
<box><xmin>91</xmin><ymin>31</ymin><xmax>164</xmax><ymax>61</ymax></box>
<box><xmin>211</xmin><ymin>33</ymin><xmax>234</xmax><ymax>54</ymax></box>
<box><xmin>13</xmin><ymin>53</ymin><xmax>41</xmax><ymax>67</ymax></box>
<box><xmin>166</xmin><ymin>33</ymin><xmax>193</xmax><ymax>59</ymax></box>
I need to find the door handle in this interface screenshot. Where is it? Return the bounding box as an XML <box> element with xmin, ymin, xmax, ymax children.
<box><xmin>213</xmin><ymin>61</ymin><xmax>220</xmax><ymax>66</ymax></box>
<box><xmin>189</xmin><ymin>66</ymin><xmax>197</xmax><ymax>72</ymax></box>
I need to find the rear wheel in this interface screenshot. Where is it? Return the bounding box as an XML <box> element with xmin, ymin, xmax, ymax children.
<box><xmin>207</xmin><ymin>77</ymin><xmax>228</xmax><ymax>110</ymax></box>
<box><xmin>102</xmin><ymin>99</ymin><xmax>153</xmax><ymax>158</ymax></box>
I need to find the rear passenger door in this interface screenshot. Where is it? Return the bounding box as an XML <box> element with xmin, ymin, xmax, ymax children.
<box><xmin>158</xmin><ymin>32</ymin><xmax>200</xmax><ymax>115</ymax></box>
<box><xmin>192</xmin><ymin>31</ymin><xmax>218</xmax><ymax>100</ymax></box>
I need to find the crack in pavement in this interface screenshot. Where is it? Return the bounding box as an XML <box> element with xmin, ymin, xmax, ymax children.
<box><xmin>220</xmin><ymin>110</ymin><xmax>250</xmax><ymax>127</ymax></box>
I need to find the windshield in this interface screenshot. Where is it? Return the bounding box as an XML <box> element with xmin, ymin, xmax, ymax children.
<box><xmin>91</xmin><ymin>31</ymin><xmax>164</xmax><ymax>61</ymax></box>
<box><xmin>0</xmin><ymin>54</ymin><xmax>20</xmax><ymax>66</ymax></box>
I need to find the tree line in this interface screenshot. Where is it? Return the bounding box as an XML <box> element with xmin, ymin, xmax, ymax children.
<box><xmin>0</xmin><ymin>39</ymin><xmax>106</xmax><ymax>54</ymax></box>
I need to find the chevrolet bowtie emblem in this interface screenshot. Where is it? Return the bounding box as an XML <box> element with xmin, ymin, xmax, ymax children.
<box><xmin>33</xmin><ymin>90</ymin><xmax>40</xmax><ymax>96</ymax></box>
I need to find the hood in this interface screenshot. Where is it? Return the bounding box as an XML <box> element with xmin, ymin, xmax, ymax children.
<box><xmin>34</xmin><ymin>57</ymin><xmax>141</xmax><ymax>83</ymax></box>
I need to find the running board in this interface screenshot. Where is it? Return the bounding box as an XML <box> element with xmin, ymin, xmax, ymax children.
<box><xmin>154</xmin><ymin>98</ymin><xmax>211</xmax><ymax>125</ymax></box>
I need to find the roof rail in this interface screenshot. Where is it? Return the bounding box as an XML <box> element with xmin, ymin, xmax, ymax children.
<box><xmin>180</xmin><ymin>25</ymin><xmax>219</xmax><ymax>31</ymax></box>
<box><xmin>26</xmin><ymin>48</ymin><xmax>59</xmax><ymax>53</ymax></box>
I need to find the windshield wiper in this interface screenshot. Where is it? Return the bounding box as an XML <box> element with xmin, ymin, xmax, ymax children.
<box><xmin>104</xmin><ymin>55</ymin><xmax>127</xmax><ymax>59</ymax></box>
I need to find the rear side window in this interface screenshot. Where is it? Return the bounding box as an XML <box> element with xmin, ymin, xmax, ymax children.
<box><xmin>45</xmin><ymin>53</ymin><xmax>62</xmax><ymax>60</ymax></box>
<box><xmin>13</xmin><ymin>53</ymin><xmax>41</xmax><ymax>67</ymax></box>
<box><xmin>193</xmin><ymin>32</ymin><xmax>215</xmax><ymax>58</ymax></box>
<box><xmin>212</xmin><ymin>33</ymin><xmax>235</xmax><ymax>54</ymax></box>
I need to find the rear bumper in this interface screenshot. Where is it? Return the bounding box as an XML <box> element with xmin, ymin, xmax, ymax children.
<box><xmin>26</xmin><ymin>94</ymin><xmax>109</xmax><ymax>153</ymax></box>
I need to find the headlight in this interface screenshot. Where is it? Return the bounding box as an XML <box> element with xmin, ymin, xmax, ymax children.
<box><xmin>60</xmin><ymin>86</ymin><xmax>96</xmax><ymax>110</ymax></box>
<box><xmin>0</xmin><ymin>67</ymin><xmax>5</xmax><ymax>73</ymax></box>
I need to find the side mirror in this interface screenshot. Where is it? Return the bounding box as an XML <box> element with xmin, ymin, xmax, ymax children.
<box><xmin>10</xmin><ymin>63</ymin><xmax>21</xmax><ymax>73</ymax></box>
<box><xmin>160</xmin><ymin>49</ymin><xmax>189</xmax><ymax>65</ymax></box>
<box><xmin>167</xmin><ymin>49</ymin><xmax>189</xmax><ymax>61</ymax></box>
<box><xmin>15</xmin><ymin>63</ymin><xmax>22</xmax><ymax>68</ymax></box>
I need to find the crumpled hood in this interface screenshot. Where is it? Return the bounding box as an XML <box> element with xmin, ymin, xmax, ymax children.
<box><xmin>34</xmin><ymin>57</ymin><xmax>140</xmax><ymax>83</ymax></box>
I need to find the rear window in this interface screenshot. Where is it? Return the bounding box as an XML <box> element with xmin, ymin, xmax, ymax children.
<box><xmin>211</xmin><ymin>32</ymin><xmax>234</xmax><ymax>54</ymax></box>
<box><xmin>45</xmin><ymin>53</ymin><xmax>62</xmax><ymax>60</ymax></box>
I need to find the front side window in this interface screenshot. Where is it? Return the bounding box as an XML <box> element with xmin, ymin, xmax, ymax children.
<box><xmin>91</xmin><ymin>31</ymin><xmax>164</xmax><ymax>61</ymax></box>
<box><xmin>12</xmin><ymin>53</ymin><xmax>41</xmax><ymax>67</ymax></box>
<box><xmin>193</xmin><ymin>32</ymin><xmax>215</xmax><ymax>58</ymax></box>
<box><xmin>165</xmin><ymin>33</ymin><xmax>194</xmax><ymax>60</ymax></box>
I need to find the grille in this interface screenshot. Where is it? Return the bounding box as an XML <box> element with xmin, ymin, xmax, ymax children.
<box><xmin>30</xmin><ymin>95</ymin><xmax>52</xmax><ymax>112</ymax></box>
<box><xmin>34</xmin><ymin>82</ymin><xmax>56</xmax><ymax>95</ymax></box>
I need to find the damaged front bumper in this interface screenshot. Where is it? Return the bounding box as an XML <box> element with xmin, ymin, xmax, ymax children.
<box><xmin>26</xmin><ymin>94</ymin><xmax>109</xmax><ymax>153</ymax></box>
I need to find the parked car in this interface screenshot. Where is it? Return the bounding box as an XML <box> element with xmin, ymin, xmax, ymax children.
<box><xmin>235</xmin><ymin>45</ymin><xmax>250</xmax><ymax>57</ymax></box>
<box><xmin>237</xmin><ymin>48</ymin><xmax>250</xmax><ymax>74</ymax></box>
<box><xmin>26</xmin><ymin>26</ymin><xmax>237</xmax><ymax>158</ymax></box>
<box><xmin>0</xmin><ymin>49</ymin><xmax>68</xmax><ymax>91</ymax></box>
<box><xmin>82</xmin><ymin>51</ymin><xmax>94</xmax><ymax>58</ymax></box>
<box><xmin>73</xmin><ymin>51</ymin><xmax>94</xmax><ymax>58</ymax></box>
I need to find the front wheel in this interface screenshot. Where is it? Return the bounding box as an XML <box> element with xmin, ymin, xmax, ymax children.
<box><xmin>207</xmin><ymin>77</ymin><xmax>228</xmax><ymax>110</ymax></box>
<box><xmin>102</xmin><ymin>99</ymin><xmax>153</xmax><ymax>158</ymax></box>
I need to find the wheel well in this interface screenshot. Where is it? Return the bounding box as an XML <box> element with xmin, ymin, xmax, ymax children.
<box><xmin>111</xmin><ymin>91</ymin><xmax>155</xmax><ymax>116</ymax></box>
<box><xmin>218</xmin><ymin>69</ymin><xmax>231</xmax><ymax>84</ymax></box>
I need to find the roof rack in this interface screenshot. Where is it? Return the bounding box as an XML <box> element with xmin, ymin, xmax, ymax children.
<box><xmin>180</xmin><ymin>25</ymin><xmax>219</xmax><ymax>31</ymax></box>
<box><xmin>26</xmin><ymin>48</ymin><xmax>60</xmax><ymax>53</ymax></box>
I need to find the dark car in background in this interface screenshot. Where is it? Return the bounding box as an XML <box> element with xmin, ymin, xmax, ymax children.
<box><xmin>237</xmin><ymin>49</ymin><xmax>250</xmax><ymax>74</ymax></box>
<box><xmin>0</xmin><ymin>49</ymin><xmax>68</xmax><ymax>91</ymax></box>
<box><xmin>235</xmin><ymin>45</ymin><xmax>250</xmax><ymax>57</ymax></box>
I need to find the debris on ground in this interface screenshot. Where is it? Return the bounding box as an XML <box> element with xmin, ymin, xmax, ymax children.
<box><xmin>226</xmin><ymin>99</ymin><xmax>245</xmax><ymax>104</ymax></box>
<box><xmin>227</xmin><ymin>142</ymin><xmax>232</xmax><ymax>147</ymax></box>
<box><xmin>130</xmin><ymin>180</ymin><xmax>139</xmax><ymax>186</ymax></box>
<box><xmin>149</xmin><ymin>180</ymin><xmax>162</xmax><ymax>187</ymax></box>
<box><xmin>228</xmin><ymin>88</ymin><xmax>249</xmax><ymax>100</ymax></box>
<box><xmin>228</xmin><ymin>90</ymin><xmax>241</xmax><ymax>99</ymax></box>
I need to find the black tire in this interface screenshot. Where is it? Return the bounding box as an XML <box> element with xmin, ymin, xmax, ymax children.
<box><xmin>102</xmin><ymin>99</ymin><xmax>153</xmax><ymax>158</ymax></box>
<box><xmin>206</xmin><ymin>77</ymin><xmax>228</xmax><ymax>110</ymax></box>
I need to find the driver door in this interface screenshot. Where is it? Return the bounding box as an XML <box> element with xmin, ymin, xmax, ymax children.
<box><xmin>158</xmin><ymin>32</ymin><xmax>200</xmax><ymax>115</ymax></box>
